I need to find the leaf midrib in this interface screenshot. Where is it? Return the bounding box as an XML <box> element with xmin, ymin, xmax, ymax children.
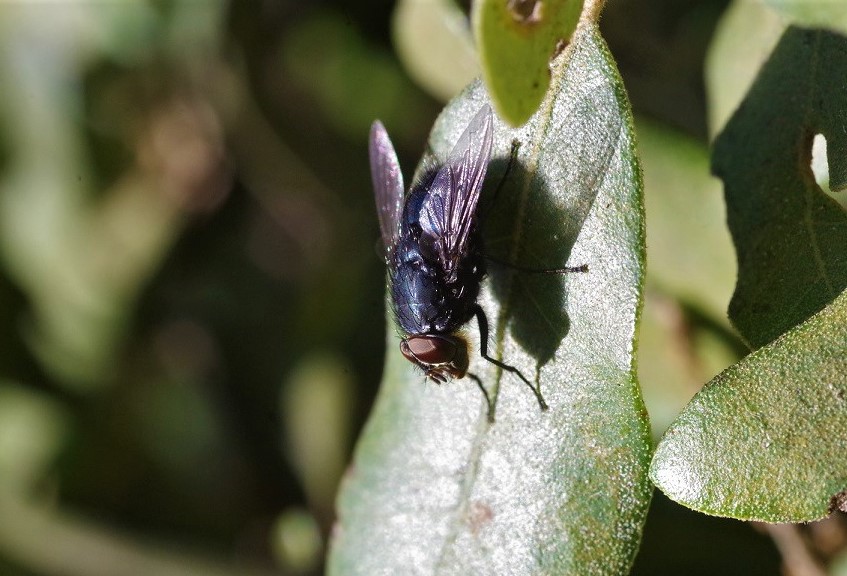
<box><xmin>431</xmin><ymin>27</ymin><xmax>584</xmax><ymax>576</ymax></box>
<box><xmin>491</xmin><ymin>28</ymin><xmax>577</xmax><ymax>405</ymax></box>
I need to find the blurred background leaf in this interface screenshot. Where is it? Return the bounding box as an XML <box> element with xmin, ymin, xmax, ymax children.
<box><xmin>634</xmin><ymin>117</ymin><xmax>742</xmax><ymax>437</ymax></box>
<box><xmin>393</xmin><ymin>0</ymin><xmax>479</xmax><ymax>102</ymax></box>
<box><xmin>0</xmin><ymin>0</ymin><xmax>844</xmax><ymax>575</ymax></box>
<box><xmin>704</xmin><ymin>0</ymin><xmax>784</xmax><ymax>137</ymax></box>
<box><xmin>763</xmin><ymin>0</ymin><xmax>847</xmax><ymax>37</ymax></box>
<box><xmin>637</xmin><ymin>118</ymin><xmax>735</xmax><ymax>325</ymax></box>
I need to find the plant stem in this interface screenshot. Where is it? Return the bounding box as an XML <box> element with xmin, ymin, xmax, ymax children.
<box><xmin>580</xmin><ymin>0</ymin><xmax>607</xmax><ymax>24</ymax></box>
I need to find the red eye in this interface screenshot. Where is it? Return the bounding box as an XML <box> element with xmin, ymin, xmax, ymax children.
<box><xmin>401</xmin><ymin>335</ymin><xmax>457</xmax><ymax>365</ymax></box>
<box><xmin>400</xmin><ymin>335</ymin><xmax>470</xmax><ymax>381</ymax></box>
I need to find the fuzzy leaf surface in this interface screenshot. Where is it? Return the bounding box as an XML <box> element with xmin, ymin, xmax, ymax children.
<box><xmin>651</xmin><ymin>289</ymin><xmax>847</xmax><ymax>522</ymax></box>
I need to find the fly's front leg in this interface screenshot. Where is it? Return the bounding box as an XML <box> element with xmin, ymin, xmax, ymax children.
<box><xmin>479</xmin><ymin>139</ymin><xmax>521</xmax><ymax>219</ymax></box>
<box><xmin>467</xmin><ymin>372</ymin><xmax>495</xmax><ymax>423</ymax></box>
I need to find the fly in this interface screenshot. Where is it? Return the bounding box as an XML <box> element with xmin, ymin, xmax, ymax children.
<box><xmin>369</xmin><ymin>104</ymin><xmax>585</xmax><ymax>419</ymax></box>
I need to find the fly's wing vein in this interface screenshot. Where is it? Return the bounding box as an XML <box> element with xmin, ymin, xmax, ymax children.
<box><xmin>419</xmin><ymin>105</ymin><xmax>493</xmax><ymax>275</ymax></box>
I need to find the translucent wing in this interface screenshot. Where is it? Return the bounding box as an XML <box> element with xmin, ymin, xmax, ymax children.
<box><xmin>418</xmin><ymin>105</ymin><xmax>493</xmax><ymax>276</ymax></box>
<box><xmin>369</xmin><ymin>120</ymin><xmax>404</xmax><ymax>259</ymax></box>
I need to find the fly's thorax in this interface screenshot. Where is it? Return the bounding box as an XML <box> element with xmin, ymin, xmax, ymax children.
<box><xmin>390</xmin><ymin>253</ymin><xmax>484</xmax><ymax>336</ymax></box>
<box><xmin>390</xmin><ymin>242</ymin><xmax>442</xmax><ymax>335</ymax></box>
<box><xmin>390</xmin><ymin>171</ymin><xmax>487</xmax><ymax>329</ymax></box>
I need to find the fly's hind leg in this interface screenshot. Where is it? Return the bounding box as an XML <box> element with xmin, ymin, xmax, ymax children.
<box><xmin>470</xmin><ymin>304</ymin><xmax>549</xmax><ymax>412</ymax></box>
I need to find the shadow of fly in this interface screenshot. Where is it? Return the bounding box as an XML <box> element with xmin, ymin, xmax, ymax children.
<box><xmin>370</xmin><ymin>105</ymin><xmax>586</xmax><ymax>421</ymax></box>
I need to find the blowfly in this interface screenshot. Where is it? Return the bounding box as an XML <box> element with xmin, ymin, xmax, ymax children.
<box><xmin>369</xmin><ymin>105</ymin><xmax>584</xmax><ymax>416</ymax></box>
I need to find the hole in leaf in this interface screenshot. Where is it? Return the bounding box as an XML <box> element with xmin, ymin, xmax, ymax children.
<box><xmin>811</xmin><ymin>134</ymin><xmax>829</xmax><ymax>191</ymax></box>
<box><xmin>811</xmin><ymin>133</ymin><xmax>846</xmax><ymax>211</ymax></box>
<box><xmin>507</xmin><ymin>0</ymin><xmax>543</xmax><ymax>24</ymax></box>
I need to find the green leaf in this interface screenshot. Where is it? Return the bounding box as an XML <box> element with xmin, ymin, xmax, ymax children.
<box><xmin>763</xmin><ymin>0</ymin><xmax>847</xmax><ymax>37</ymax></box>
<box><xmin>650</xmin><ymin>289</ymin><xmax>847</xmax><ymax>522</ymax></box>
<box><xmin>712</xmin><ymin>26</ymin><xmax>847</xmax><ymax>350</ymax></box>
<box><xmin>328</xmin><ymin>24</ymin><xmax>650</xmax><ymax>575</ymax></box>
<box><xmin>473</xmin><ymin>0</ymin><xmax>582</xmax><ymax>127</ymax></box>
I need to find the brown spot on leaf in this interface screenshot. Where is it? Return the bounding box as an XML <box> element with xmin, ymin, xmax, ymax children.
<box><xmin>508</xmin><ymin>0</ymin><xmax>543</xmax><ymax>24</ymax></box>
<box><xmin>466</xmin><ymin>501</ymin><xmax>494</xmax><ymax>535</ymax></box>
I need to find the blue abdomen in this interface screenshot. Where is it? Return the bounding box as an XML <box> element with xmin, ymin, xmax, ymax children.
<box><xmin>390</xmin><ymin>239</ymin><xmax>445</xmax><ymax>335</ymax></box>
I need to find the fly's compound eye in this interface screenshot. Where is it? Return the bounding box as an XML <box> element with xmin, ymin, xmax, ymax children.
<box><xmin>400</xmin><ymin>334</ymin><xmax>470</xmax><ymax>381</ymax></box>
<box><xmin>401</xmin><ymin>335</ymin><xmax>457</xmax><ymax>366</ymax></box>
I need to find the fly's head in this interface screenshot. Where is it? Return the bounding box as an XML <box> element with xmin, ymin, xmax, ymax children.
<box><xmin>400</xmin><ymin>334</ymin><xmax>469</xmax><ymax>383</ymax></box>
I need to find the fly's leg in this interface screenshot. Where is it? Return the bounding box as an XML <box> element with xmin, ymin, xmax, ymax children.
<box><xmin>491</xmin><ymin>139</ymin><xmax>521</xmax><ymax>205</ymax></box>
<box><xmin>479</xmin><ymin>139</ymin><xmax>521</xmax><ymax>218</ymax></box>
<box><xmin>467</xmin><ymin>372</ymin><xmax>495</xmax><ymax>423</ymax></box>
<box><xmin>471</xmin><ymin>304</ymin><xmax>548</xmax><ymax>412</ymax></box>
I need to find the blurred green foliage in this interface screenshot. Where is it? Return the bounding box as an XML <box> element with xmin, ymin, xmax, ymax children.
<box><xmin>0</xmin><ymin>1</ymin><xmax>844</xmax><ymax>575</ymax></box>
